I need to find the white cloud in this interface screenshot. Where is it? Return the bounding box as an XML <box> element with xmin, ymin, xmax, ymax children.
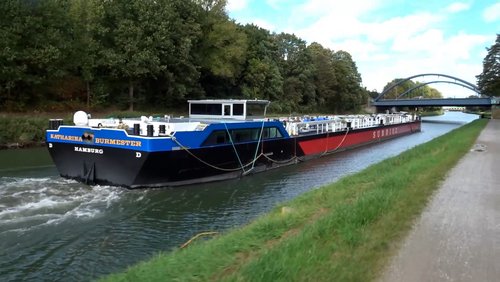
<box><xmin>290</xmin><ymin>0</ymin><xmax>381</xmax><ymax>32</ymax></box>
<box><xmin>287</xmin><ymin>1</ymin><xmax>491</xmax><ymax>97</ymax></box>
<box><xmin>443</xmin><ymin>33</ymin><xmax>490</xmax><ymax>60</ymax></box>
<box><xmin>266</xmin><ymin>0</ymin><xmax>287</xmax><ymax>9</ymax></box>
<box><xmin>391</xmin><ymin>29</ymin><xmax>444</xmax><ymax>53</ymax></box>
<box><xmin>329</xmin><ymin>39</ymin><xmax>380</xmax><ymax>60</ymax></box>
<box><xmin>229</xmin><ymin>0</ymin><xmax>495</xmax><ymax>98</ymax></box>
<box><xmin>483</xmin><ymin>2</ymin><xmax>500</xmax><ymax>22</ymax></box>
<box><xmin>445</xmin><ymin>2</ymin><xmax>470</xmax><ymax>13</ymax></box>
<box><xmin>226</xmin><ymin>0</ymin><xmax>249</xmax><ymax>12</ymax></box>
<box><xmin>294</xmin><ymin>0</ymin><xmax>381</xmax><ymax>17</ymax></box>
<box><xmin>367</xmin><ymin>13</ymin><xmax>443</xmax><ymax>44</ymax></box>
<box><xmin>361</xmin><ymin>31</ymin><xmax>490</xmax><ymax>96</ymax></box>
<box><xmin>252</xmin><ymin>19</ymin><xmax>276</xmax><ymax>31</ymax></box>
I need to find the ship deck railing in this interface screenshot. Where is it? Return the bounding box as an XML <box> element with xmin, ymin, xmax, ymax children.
<box><xmin>284</xmin><ymin>114</ymin><xmax>416</xmax><ymax>136</ymax></box>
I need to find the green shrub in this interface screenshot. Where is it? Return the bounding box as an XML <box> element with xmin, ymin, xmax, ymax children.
<box><xmin>0</xmin><ymin>116</ymin><xmax>48</xmax><ymax>145</ymax></box>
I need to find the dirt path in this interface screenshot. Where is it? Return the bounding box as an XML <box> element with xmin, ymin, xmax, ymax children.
<box><xmin>381</xmin><ymin>119</ymin><xmax>500</xmax><ymax>282</ymax></box>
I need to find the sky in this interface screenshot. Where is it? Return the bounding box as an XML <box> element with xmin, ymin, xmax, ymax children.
<box><xmin>226</xmin><ymin>0</ymin><xmax>500</xmax><ymax>98</ymax></box>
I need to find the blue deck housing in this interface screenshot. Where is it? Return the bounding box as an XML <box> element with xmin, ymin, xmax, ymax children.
<box><xmin>46</xmin><ymin>120</ymin><xmax>290</xmax><ymax>153</ymax></box>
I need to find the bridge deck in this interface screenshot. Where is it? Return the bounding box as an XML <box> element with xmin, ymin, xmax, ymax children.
<box><xmin>373</xmin><ymin>97</ymin><xmax>495</xmax><ymax>107</ymax></box>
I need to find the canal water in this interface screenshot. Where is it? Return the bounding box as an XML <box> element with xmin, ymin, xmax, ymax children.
<box><xmin>0</xmin><ymin>112</ymin><xmax>478</xmax><ymax>281</ymax></box>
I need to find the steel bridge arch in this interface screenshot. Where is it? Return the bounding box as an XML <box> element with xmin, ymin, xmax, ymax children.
<box><xmin>396</xmin><ymin>80</ymin><xmax>480</xmax><ymax>99</ymax></box>
<box><xmin>375</xmin><ymin>73</ymin><xmax>480</xmax><ymax>101</ymax></box>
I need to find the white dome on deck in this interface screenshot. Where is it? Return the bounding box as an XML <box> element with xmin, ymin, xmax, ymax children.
<box><xmin>73</xmin><ymin>111</ymin><xmax>89</xmax><ymax>126</ymax></box>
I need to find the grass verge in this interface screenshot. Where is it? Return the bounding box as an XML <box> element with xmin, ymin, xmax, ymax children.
<box><xmin>101</xmin><ymin>119</ymin><xmax>487</xmax><ymax>282</ymax></box>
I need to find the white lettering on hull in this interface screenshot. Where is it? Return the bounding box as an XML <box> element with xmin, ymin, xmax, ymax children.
<box><xmin>372</xmin><ymin>127</ymin><xmax>400</xmax><ymax>139</ymax></box>
<box><xmin>74</xmin><ymin>146</ymin><xmax>104</xmax><ymax>154</ymax></box>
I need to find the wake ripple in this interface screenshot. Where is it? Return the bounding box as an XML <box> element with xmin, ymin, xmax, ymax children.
<box><xmin>0</xmin><ymin>176</ymin><xmax>124</xmax><ymax>234</ymax></box>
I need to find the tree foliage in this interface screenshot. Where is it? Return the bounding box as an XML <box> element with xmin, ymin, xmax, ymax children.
<box><xmin>381</xmin><ymin>79</ymin><xmax>443</xmax><ymax>99</ymax></box>
<box><xmin>0</xmin><ymin>0</ymin><xmax>370</xmax><ymax>113</ymax></box>
<box><xmin>477</xmin><ymin>34</ymin><xmax>500</xmax><ymax>97</ymax></box>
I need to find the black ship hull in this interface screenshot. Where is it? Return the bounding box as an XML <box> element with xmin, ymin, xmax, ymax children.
<box><xmin>47</xmin><ymin>120</ymin><xmax>421</xmax><ymax>188</ymax></box>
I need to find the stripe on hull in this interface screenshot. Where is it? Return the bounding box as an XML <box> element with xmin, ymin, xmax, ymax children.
<box><xmin>298</xmin><ymin>122</ymin><xmax>420</xmax><ymax>156</ymax></box>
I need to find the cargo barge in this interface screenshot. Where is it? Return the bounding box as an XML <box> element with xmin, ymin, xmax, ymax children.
<box><xmin>46</xmin><ymin>99</ymin><xmax>421</xmax><ymax>188</ymax></box>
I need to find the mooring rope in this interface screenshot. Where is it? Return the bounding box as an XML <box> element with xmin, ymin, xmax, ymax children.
<box><xmin>169</xmin><ymin>119</ymin><xmax>351</xmax><ymax>173</ymax></box>
<box><xmin>320</xmin><ymin>126</ymin><xmax>350</xmax><ymax>157</ymax></box>
<box><xmin>180</xmin><ymin>231</ymin><xmax>218</xmax><ymax>249</ymax></box>
<box><xmin>246</xmin><ymin>114</ymin><xmax>267</xmax><ymax>175</ymax></box>
<box><xmin>261</xmin><ymin>153</ymin><xmax>298</xmax><ymax>164</ymax></box>
<box><xmin>224</xmin><ymin>122</ymin><xmax>246</xmax><ymax>173</ymax></box>
<box><xmin>171</xmin><ymin>136</ymin><xmax>256</xmax><ymax>172</ymax></box>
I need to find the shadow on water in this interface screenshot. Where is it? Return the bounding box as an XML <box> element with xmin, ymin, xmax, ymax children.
<box><xmin>423</xmin><ymin>120</ymin><xmax>470</xmax><ymax>125</ymax></box>
<box><xmin>0</xmin><ymin>147</ymin><xmax>57</xmax><ymax>178</ymax></box>
<box><xmin>0</xmin><ymin>112</ymin><xmax>479</xmax><ymax>281</ymax></box>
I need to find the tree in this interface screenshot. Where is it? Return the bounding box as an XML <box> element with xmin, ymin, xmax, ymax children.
<box><xmin>381</xmin><ymin>79</ymin><xmax>416</xmax><ymax>99</ymax></box>
<box><xmin>477</xmin><ymin>34</ymin><xmax>500</xmax><ymax>97</ymax></box>
<box><xmin>275</xmin><ymin>33</ymin><xmax>315</xmax><ymax>112</ymax></box>
<box><xmin>203</xmin><ymin>21</ymin><xmax>247</xmax><ymax>79</ymax></box>
<box><xmin>100</xmin><ymin>0</ymin><xmax>169</xmax><ymax>111</ymax></box>
<box><xmin>0</xmin><ymin>0</ymin><xmax>74</xmax><ymax>110</ymax></box>
<box><xmin>308</xmin><ymin>43</ymin><xmax>337</xmax><ymax>111</ymax></box>
<box><xmin>241</xmin><ymin>58</ymin><xmax>283</xmax><ymax>102</ymax></box>
<box><xmin>0</xmin><ymin>0</ymin><xmax>25</xmax><ymax>104</ymax></box>
<box><xmin>151</xmin><ymin>0</ymin><xmax>203</xmax><ymax>106</ymax></box>
<box><xmin>330</xmin><ymin>50</ymin><xmax>367</xmax><ymax>112</ymax></box>
<box><xmin>239</xmin><ymin>25</ymin><xmax>285</xmax><ymax>111</ymax></box>
<box><xmin>195</xmin><ymin>1</ymin><xmax>247</xmax><ymax>98</ymax></box>
<box><xmin>69</xmin><ymin>0</ymin><xmax>104</xmax><ymax>109</ymax></box>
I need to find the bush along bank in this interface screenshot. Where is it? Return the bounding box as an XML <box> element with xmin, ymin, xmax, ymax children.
<box><xmin>0</xmin><ymin>116</ymin><xmax>50</xmax><ymax>149</ymax></box>
<box><xmin>101</xmin><ymin>119</ymin><xmax>487</xmax><ymax>281</ymax></box>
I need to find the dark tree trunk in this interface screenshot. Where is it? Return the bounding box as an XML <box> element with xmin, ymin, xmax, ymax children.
<box><xmin>129</xmin><ymin>81</ymin><xmax>134</xmax><ymax>111</ymax></box>
<box><xmin>86</xmin><ymin>81</ymin><xmax>91</xmax><ymax>110</ymax></box>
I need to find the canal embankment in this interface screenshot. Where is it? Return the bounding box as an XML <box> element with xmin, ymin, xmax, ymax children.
<box><xmin>101</xmin><ymin>119</ymin><xmax>488</xmax><ymax>281</ymax></box>
<box><xmin>0</xmin><ymin>116</ymin><xmax>48</xmax><ymax>149</ymax></box>
<box><xmin>381</xmin><ymin>119</ymin><xmax>500</xmax><ymax>282</ymax></box>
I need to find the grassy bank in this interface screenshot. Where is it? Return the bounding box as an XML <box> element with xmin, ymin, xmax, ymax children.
<box><xmin>0</xmin><ymin>116</ymin><xmax>49</xmax><ymax>148</ymax></box>
<box><xmin>102</xmin><ymin>119</ymin><xmax>487</xmax><ymax>282</ymax></box>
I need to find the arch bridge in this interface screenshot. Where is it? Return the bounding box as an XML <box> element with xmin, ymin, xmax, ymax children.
<box><xmin>372</xmin><ymin>73</ymin><xmax>497</xmax><ymax>110</ymax></box>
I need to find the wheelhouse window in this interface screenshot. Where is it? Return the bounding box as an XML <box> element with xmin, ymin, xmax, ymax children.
<box><xmin>202</xmin><ymin>131</ymin><xmax>229</xmax><ymax>145</ymax></box>
<box><xmin>231</xmin><ymin>128</ymin><xmax>260</xmax><ymax>143</ymax></box>
<box><xmin>246</xmin><ymin>103</ymin><xmax>266</xmax><ymax>117</ymax></box>
<box><xmin>223</xmin><ymin>104</ymin><xmax>231</xmax><ymax>116</ymax></box>
<box><xmin>190</xmin><ymin>103</ymin><xmax>222</xmax><ymax>115</ymax></box>
<box><xmin>202</xmin><ymin>127</ymin><xmax>283</xmax><ymax>146</ymax></box>
<box><xmin>262</xmin><ymin>127</ymin><xmax>282</xmax><ymax>139</ymax></box>
<box><xmin>233</xmin><ymin>104</ymin><xmax>244</xmax><ymax>116</ymax></box>
<box><xmin>188</xmin><ymin>100</ymin><xmax>269</xmax><ymax>120</ymax></box>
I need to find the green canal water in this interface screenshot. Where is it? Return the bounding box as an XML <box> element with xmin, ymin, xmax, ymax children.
<box><xmin>0</xmin><ymin>112</ymin><xmax>478</xmax><ymax>281</ymax></box>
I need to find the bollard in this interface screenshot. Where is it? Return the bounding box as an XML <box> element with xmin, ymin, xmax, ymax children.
<box><xmin>49</xmin><ymin>119</ymin><xmax>64</xmax><ymax>130</ymax></box>
<box><xmin>147</xmin><ymin>124</ymin><xmax>154</xmax><ymax>137</ymax></box>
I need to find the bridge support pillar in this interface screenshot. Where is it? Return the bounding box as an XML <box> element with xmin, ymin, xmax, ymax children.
<box><xmin>493</xmin><ymin>106</ymin><xmax>500</xmax><ymax>119</ymax></box>
<box><xmin>375</xmin><ymin>106</ymin><xmax>393</xmax><ymax>113</ymax></box>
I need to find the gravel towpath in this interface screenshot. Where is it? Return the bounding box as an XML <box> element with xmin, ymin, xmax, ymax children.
<box><xmin>381</xmin><ymin>119</ymin><xmax>500</xmax><ymax>282</ymax></box>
